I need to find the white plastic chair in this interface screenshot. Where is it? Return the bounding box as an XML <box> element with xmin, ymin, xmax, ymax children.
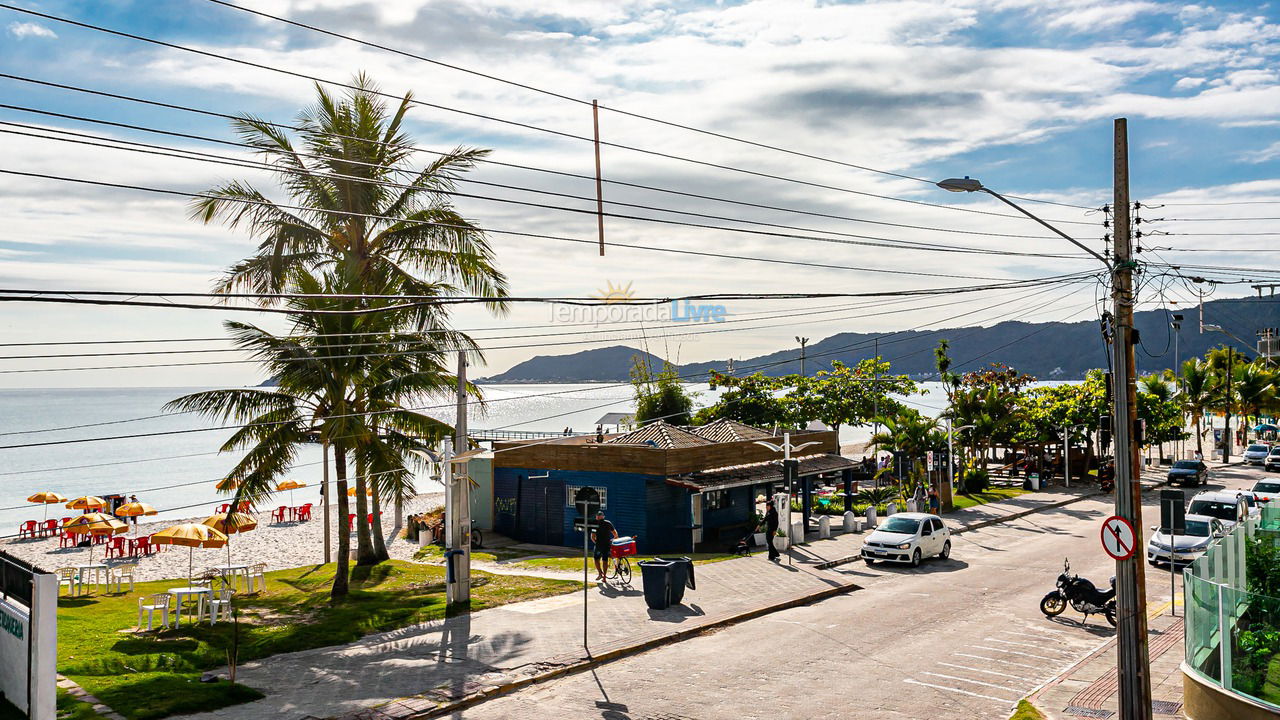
<box><xmin>247</xmin><ymin>563</ymin><xmax>267</xmax><ymax>594</ymax></box>
<box><xmin>56</xmin><ymin>567</ymin><xmax>81</xmax><ymax>597</ymax></box>
<box><xmin>199</xmin><ymin>589</ymin><xmax>235</xmax><ymax>624</ymax></box>
<box><xmin>137</xmin><ymin>593</ymin><xmax>171</xmax><ymax>631</ymax></box>
<box><xmin>108</xmin><ymin>563</ymin><xmax>137</xmax><ymax>594</ymax></box>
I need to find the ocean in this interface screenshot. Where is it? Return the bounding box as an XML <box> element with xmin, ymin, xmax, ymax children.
<box><xmin>0</xmin><ymin>382</ymin><xmax>956</xmax><ymax>529</ymax></box>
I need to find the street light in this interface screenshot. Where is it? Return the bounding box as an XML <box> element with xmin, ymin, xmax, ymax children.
<box><xmin>1202</xmin><ymin>323</ymin><xmax>1247</xmax><ymax>462</ymax></box>
<box><xmin>937</xmin><ymin>177</ymin><xmax>1110</xmax><ymax>266</ymax></box>
<box><xmin>754</xmin><ymin>432</ymin><xmax>822</xmax><ymax>565</ymax></box>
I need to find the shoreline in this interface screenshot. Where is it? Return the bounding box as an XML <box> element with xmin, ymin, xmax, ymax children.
<box><xmin>1</xmin><ymin>493</ymin><xmax>444</xmax><ymax>583</ymax></box>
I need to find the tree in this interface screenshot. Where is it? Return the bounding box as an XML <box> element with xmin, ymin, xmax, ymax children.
<box><xmin>786</xmin><ymin>359</ymin><xmax>916</xmax><ymax>434</ymax></box>
<box><xmin>869</xmin><ymin>408</ymin><xmax>942</xmax><ymax>495</ymax></box>
<box><xmin>695</xmin><ymin>372</ymin><xmax>792</xmax><ymax>428</ymax></box>
<box><xmin>1233</xmin><ymin>363</ymin><xmax>1277</xmax><ymax>429</ymax></box>
<box><xmin>1180</xmin><ymin>358</ymin><xmax>1215</xmax><ymax>457</ymax></box>
<box><xmin>631</xmin><ymin>357</ymin><xmax>695</xmax><ymax>426</ymax></box>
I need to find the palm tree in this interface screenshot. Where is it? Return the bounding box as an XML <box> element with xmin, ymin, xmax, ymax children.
<box><xmin>870</xmin><ymin>408</ymin><xmax>941</xmax><ymax>494</ymax></box>
<box><xmin>1180</xmin><ymin>358</ymin><xmax>1214</xmax><ymax>457</ymax></box>
<box><xmin>1233</xmin><ymin>363</ymin><xmax>1277</xmax><ymax>432</ymax></box>
<box><xmin>189</xmin><ymin>74</ymin><xmax>507</xmax><ymax>565</ymax></box>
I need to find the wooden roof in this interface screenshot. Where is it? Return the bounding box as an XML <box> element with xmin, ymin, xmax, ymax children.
<box><xmin>668</xmin><ymin>453</ymin><xmax>857</xmax><ymax>492</ymax></box>
<box><xmin>605</xmin><ymin>421</ymin><xmax>713</xmax><ymax>449</ymax></box>
<box><xmin>687</xmin><ymin>418</ymin><xmax>772</xmax><ymax>443</ymax></box>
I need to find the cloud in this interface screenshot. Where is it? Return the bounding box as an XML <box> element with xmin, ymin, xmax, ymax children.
<box><xmin>1240</xmin><ymin>141</ymin><xmax>1280</xmax><ymax>164</ymax></box>
<box><xmin>1174</xmin><ymin>77</ymin><xmax>1206</xmax><ymax>90</ymax></box>
<box><xmin>7</xmin><ymin>21</ymin><xmax>56</xmax><ymax>39</ymax></box>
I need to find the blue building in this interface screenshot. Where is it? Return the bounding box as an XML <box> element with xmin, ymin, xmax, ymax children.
<box><xmin>490</xmin><ymin>420</ymin><xmax>858</xmax><ymax>554</ymax></box>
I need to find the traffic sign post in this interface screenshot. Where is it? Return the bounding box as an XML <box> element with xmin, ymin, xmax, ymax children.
<box><xmin>1101</xmin><ymin>515</ymin><xmax>1137</xmax><ymax>562</ymax></box>
<box><xmin>573</xmin><ymin>487</ymin><xmax>600</xmax><ymax>651</ymax></box>
<box><xmin>1160</xmin><ymin>490</ymin><xmax>1186</xmax><ymax>616</ymax></box>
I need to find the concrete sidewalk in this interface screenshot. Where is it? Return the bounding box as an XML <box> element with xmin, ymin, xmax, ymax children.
<box><xmin>177</xmin><ymin>479</ymin><xmax>1135</xmax><ymax>720</ymax></box>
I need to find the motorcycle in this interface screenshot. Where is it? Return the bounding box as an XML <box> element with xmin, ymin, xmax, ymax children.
<box><xmin>1040</xmin><ymin>558</ymin><xmax>1116</xmax><ymax>627</ymax></box>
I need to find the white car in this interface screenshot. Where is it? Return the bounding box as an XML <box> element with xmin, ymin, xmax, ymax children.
<box><xmin>861</xmin><ymin>512</ymin><xmax>951</xmax><ymax>567</ymax></box>
<box><xmin>1187</xmin><ymin>490</ymin><xmax>1249</xmax><ymax>531</ymax></box>
<box><xmin>1244</xmin><ymin>444</ymin><xmax>1271</xmax><ymax>465</ymax></box>
<box><xmin>1265</xmin><ymin>447</ymin><xmax>1280</xmax><ymax>473</ymax></box>
<box><xmin>1147</xmin><ymin>513</ymin><xmax>1224</xmax><ymax>567</ymax></box>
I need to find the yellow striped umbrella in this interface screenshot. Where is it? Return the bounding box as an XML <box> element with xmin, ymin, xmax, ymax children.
<box><xmin>115</xmin><ymin>502</ymin><xmax>158</xmax><ymax>536</ymax></box>
<box><xmin>27</xmin><ymin>492</ymin><xmax>67</xmax><ymax>523</ymax></box>
<box><xmin>202</xmin><ymin>512</ymin><xmax>257</xmax><ymax>566</ymax></box>
<box><xmin>277</xmin><ymin>480</ymin><xmax>306</xmax><ymax>505</ymax></box>
<box><xmin>65</xmin><ymin>496</ymin><xmax>107</xmax><ymax>512</ymax></box>
<box><xmin>347</xmin><ymin>487</ymin><xmax>372</xmax><ymax>497</ymax></box>
<box><xmin>63</xmin><ymin>513</ymin><xmax>128</xmax><ymax>564</ymax></box>
<box><xmin>151</xmin><ymin>523</ymin><xmax>229</xmax><ymax>585</ymax></box>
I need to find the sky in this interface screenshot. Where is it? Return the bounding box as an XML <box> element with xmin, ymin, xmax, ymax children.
<box><xmin>1</xmin><ymin>0</ymin><xmax>1279</xmax><ymax>388</ymax></box>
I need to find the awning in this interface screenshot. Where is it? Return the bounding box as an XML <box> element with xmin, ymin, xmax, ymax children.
<box><xmin>666</xmin><ymin>453</ymin><xmax>857</xmax><ymax>492</ymax></box>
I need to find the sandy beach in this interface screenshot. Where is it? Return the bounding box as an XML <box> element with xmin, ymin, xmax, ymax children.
<box><xmin>1</xmin><ymin>493</ymin><xmax>444</xmax><ymax>582</ymax></box>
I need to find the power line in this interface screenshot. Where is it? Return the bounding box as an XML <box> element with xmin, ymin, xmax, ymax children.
<box><xmin>201</xmin><ymin>0</ymin><xmax>1097</xmax><ymax>212</ymax></box>
<box><xmin>0</xmin><ymin>167</ymin><xmax>1092</xmax><ymax>284</ymax></box>
<box><xmin>0</xmin><ymin>74</ymin><xmax>1100</xmax><ymax>243</ymax></box>
<box><xmin>0</xmin><ymin>120</ymin><xmax>1090</xmax><ymax>260</ymax></box>
<box><xmin>0</xmin><ymin>4</ymin><xmax>1098</xmax><ymax>227</ymax></box>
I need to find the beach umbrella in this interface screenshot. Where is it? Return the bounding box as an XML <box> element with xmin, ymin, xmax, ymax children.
<box><xmin>202</xmin><ymin>512</ymin><xmax>257</xmax><ymax>566</ymax></box>
<box><xmin>215</xmin><ymin>477</ymin><xmax>240</xmax><ymax>492</ymax></box>
<box><xmin>150</xmin><ymin>523</ymin><xmax>228</xmax><ymax>586</ymax></box>
<box><xmin>62</xmin><ymin>513</ymin><xmax>128</xmax><ymax>564</ymax></box>
<box><xmin>277</xmin><ymin>480</ymin><xmax>306</xmax><ymax>505</ymax></box>
<box><xmin>66</xmin><ymin>496</ymin><xmax>107</xmax><ymax>512</ymax></box>
<box><xmin>114</xmin><ymin>502</ymin><xmax>158</xmax><ymax>536</ymax></box>
<box><xmin>27</xmin><ymin>491</ymin><xmax>66</xmax><ymax>523</ymax></box>
<box><xmin>347</xmin><ymin>487</ymin><xmax>372</xmax><ymax>497</ymax></box>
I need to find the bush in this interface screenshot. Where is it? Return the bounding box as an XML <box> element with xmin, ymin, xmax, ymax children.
<box><xmin>960</xmin><ymin>468</ymin><xmax>990</xmax><ymax>495</ymax></box>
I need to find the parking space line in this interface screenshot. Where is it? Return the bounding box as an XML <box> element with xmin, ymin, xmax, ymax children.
<box><xmin>984</xmin><ymin>637</ymin><xmax>1075</xmax><ymax>652</ymax></box>
<box><xmin>920</xmin><ymin>672</ymin><xmax>1022</xmax><ymax>693</ymax></box>
<box><xmin>954</xmin><ymin>652</ymin><xmax>1040</xmax><ymax>670</ymax></box>
<box><xmin>1003</xmin><ymin>626</ymin><xmax>1073</xmax><ymax>638</ymax></box>
<box><xmin>973</xmin><ymin>645</ymin><xmax>1059</xmax><ymax>661</ymax></box>
<box><xmin>903</xmin><ymin>679</ymin><xmax>1008</xmax><ymax>703</ymax></box>
<box><xmin>935</xmin><ymin>662</ymin><xmax>1026</xmax><ymax>680</ymax></box>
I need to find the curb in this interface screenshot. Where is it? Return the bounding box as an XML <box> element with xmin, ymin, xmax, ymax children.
<box><xmin>390</xmin><ymin>580</ymin><xmax>861</xmax><ymax>719</ymax></box>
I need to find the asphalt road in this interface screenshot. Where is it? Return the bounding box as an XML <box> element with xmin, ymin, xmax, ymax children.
<box><xmin>458</xmin><ymin>462</ymin><xmax>1269</xmax><ymax>720</ymax></box>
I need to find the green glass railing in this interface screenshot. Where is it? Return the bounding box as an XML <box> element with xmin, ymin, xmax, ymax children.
<box><xmin>1183</xmin><ymin>511</ymin><xmax>1280</xmax><ymax>707</ymax></box>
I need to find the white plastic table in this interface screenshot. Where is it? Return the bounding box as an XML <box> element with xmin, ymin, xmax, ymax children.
<box><xmin>77</xmin><ymin>564</ymin><xmax>108</xmax><ymax>593</ymax></box>
<box><xmin>212</xmin><ymin>564</ymin><xmax>251</xmax><ymax>592</ymax></box>
<box><xmin>168</xmin><ymin>587</ymin><xmax>212</xmax><ymax>626</ymax></box>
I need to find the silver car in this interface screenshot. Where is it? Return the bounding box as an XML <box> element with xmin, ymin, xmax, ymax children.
<box><xmin>1244</xmin><ymin>444</ymin><xmax>1271</xmax><ymax>465</ymax></box>
<box><xmin>1147</xmin><ymin>514</ymin><xmax>1224</xmax><ymax>567</ymax></box>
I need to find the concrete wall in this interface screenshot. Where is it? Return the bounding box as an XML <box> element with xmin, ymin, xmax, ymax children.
<box><xmin>1183</xmin><ymin>664</ymin><xmax>1280</xmax><ymax>719</ymax></box>
<box><xmin>0</xmin><ymin>573</ymin><xmax>55</xmax><ymax>720</ymax></box>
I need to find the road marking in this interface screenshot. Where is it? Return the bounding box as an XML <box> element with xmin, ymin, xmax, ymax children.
<box><xmin>973</xmin><ymin>645</ymin><xmax>1059</xmax><ymax>661</ymax></box>
<box><xmin>936</xmin><ymin>662</ymin><xmax>1025</xmax><ymax>680</ymax></box>
<box><xmin>903</xmin><ymin>678</ymin><xmax>1007</xmax><ymax>703</ymax></box>
<box><xmin>954</xmin><ymin>652</ymin><xmax>1040</xmax><ymax>670</ymax></box>
<box><xmin>984</xmin><ymin>637</ymin><xmax>1073</xmax><ymax>652</ymax></box>
<box><xmin>1003</xmin><ymin>626</ymin><xmax>1073</xmax><ymax>637</ymax></box>
<box><xmin>920</xmin><ymin>672</ymin><xmax>1022</xmax><ymax>693</ymax></box>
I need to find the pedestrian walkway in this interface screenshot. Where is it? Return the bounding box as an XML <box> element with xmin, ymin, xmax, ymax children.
<box><xmin>1028</xmin><ymin>601</ymin><xmax>1186</xmax><ymax>719</ymax></box>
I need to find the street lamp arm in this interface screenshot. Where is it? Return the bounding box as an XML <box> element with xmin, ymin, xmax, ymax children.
<box><xmin>978</xmin><ymin>187</ymin><xmax>1111</xmax><ymax>267</ymax></box>
<box><xmin>791</xmin><ymin>441</ymin><xmax>823</xmax><ymax>453</ymax></box>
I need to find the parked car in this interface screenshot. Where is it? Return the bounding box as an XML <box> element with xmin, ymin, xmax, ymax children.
<box><xmin>1187</xmin><ymin>490</ymin><xmax>1249</xmax><ymax>531</ymax></box>
<box><xmin>1244</xmin><ymin>444</ymin><xmax>1271</xmax><ymax>465</ymax></box>
<box><xmin>1265</xmin><ymin>447</ymin><xmax>1280</xmax><ymax>473</ymax></box>
<box><xmin>1250</xmin><ymin>479</ymin><xmax>1280</xmax><ymax>503</ymax></box>
<box><xmin>1167</xmin><ymin>459</ymin><xmax>1208</xmax><ymax>486</ymax></box>
<box><xmin>861</xmin><ymin>512</ymin><xmax>951</xmax><ymax>567</ymax></box>
<box><xmin>1147</xmin><ymin>514</ymin><xmax>1224</xmax><ymax>567</ymax></box>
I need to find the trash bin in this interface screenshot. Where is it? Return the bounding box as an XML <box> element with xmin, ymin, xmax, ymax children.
<box><xmin>638</xmin><ymin>559</ymin><xmax>672</xmax><ymax>610</ymax></box>
<box><xmin>659</xmin><ymin>557</ymin><xmax>694</xmax><ymax>605</ymax></box>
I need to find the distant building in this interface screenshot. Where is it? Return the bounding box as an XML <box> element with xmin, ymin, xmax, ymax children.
<box><xmin>488</xmin><ymin>419</ymin><xmax>860</xmax><ymax>553</ymax></box>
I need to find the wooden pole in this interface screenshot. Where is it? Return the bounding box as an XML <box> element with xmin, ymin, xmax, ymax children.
<box><xmin>323</xmin><ymin>440</ymin><xmax>331</xmax><ymax>564</ymax></box>
<box><xmin>592</xmin><ymin>99</ymin><xmax>605</xmax><ymax>256</ymax></box>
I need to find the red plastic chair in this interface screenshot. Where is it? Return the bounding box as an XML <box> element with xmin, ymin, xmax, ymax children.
<box><xmin>216</xmin><ymin>503</ymin><xmax>231</xmax><ymax>514</ymax></box>
<box><xmin>148</xmin><ymin>533</ymin><xmax>166</xmax><ymax>552</ymax></box>
<box><xmin>58</xmin><ymin>531</ymin><xmax>76</xmax><ymax>548</ymax></box>
<box><xmin>347</xmin><ymin>513</ymin><xmax>356</xmax><ymax>531</ymax></box>
<box><xmin>40</xmin><ymin>519</ymin><xmax>58</xmax><ymax>537</ymax></box>
<box><xmin>238</xmin><ymin>501</ymin><xmax>252</xmax><ymax>513</ymax></box>
<box><xmin>104</xmin><ymin>536</ymin><xmax>126</xmax><ymax>559</ymax></box>
<box><xmin>296</xmin><ymin>504</ymin><xmax>313</xmax><ymax>522</ymax></box>
<box><xmin>18</xmin><ymin>520</ymin><xmax>36</xmax><ymax>539</ymax></box>
<box><xmin>271</xmin><ymin>506</ymin><xmax>288</xmax><ymax>523</ymax></box>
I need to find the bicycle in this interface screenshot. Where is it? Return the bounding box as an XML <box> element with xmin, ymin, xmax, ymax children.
<box><xmin>604</xmin><ymin>535</ymin><xmax>636</xmax><ymax>584</ymax></box>
<box><xmin>606</xmin><ymin>554</ymin><xmax>632</xmax><ymax>584</ymax></box>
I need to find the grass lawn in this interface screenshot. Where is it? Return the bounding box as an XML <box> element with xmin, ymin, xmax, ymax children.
<box><xmin>951</xmin><ymin>486</ymin><xmax>1029</xmax><ymax>511</ymax></box>
<box><xmin>59</xmin><ymin>560</ymin><xmax>578</xmax><ymax>720</ymax></box>
<box><xmin>1008</xmin><ymin>699</ymin><xmax>1046</xmax><ymax>720</ymax></box>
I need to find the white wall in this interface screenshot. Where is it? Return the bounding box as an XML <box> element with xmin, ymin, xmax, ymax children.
<box><xmin>0</xmin><ymin>594</ymin><xmax>30</xmax><ymax>714</ymax></box>
<box><xmin>0</xmin><ymin>574</ymin><xmax>56</xmax><ymax>720</ymax></box>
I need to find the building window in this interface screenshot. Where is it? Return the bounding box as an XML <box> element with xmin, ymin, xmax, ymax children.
<box><xmin>704</xmin><ymin>489</ymin><xmax>730</xmax><ymax>511</ymax></box>
<box><xmin>565</xmin><ymin>485</ymin><xmax>608</xmax><ymax>509</ymax></box>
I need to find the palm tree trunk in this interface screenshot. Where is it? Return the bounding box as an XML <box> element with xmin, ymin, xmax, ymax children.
<box><xmin>370</xmin><ymin>488</ymin><xmax>389</xmax><ymax>561</ymax></box>
<box><xmin>1194</xmin><ymin>415</ymin><xmax>1203</xmax><ymax>456</ymax></box>
<box><xmin>332</xmin><ymin>441</ymin><xmax>351</xmax><ymax>601</ymax></box>
<box><xmin>354</xmin><ymin>454</ymin><xmax>377</xmax><ymax>566</ymax></box>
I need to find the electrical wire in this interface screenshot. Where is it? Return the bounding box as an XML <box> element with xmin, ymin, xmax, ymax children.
<box><xmin>0</xmin><ymin>4</ymin><xmax>1099</xmax><ymax>227</ymax></box>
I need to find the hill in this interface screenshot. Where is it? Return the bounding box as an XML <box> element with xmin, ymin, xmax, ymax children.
<box><xmin>477</xmin><ymin>297</ymin><xmax>1277</xmax><ymax>382</ymax></box>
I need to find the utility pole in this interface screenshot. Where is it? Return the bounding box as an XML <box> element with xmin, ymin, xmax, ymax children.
<box><xmin>446</xmin><ymin>351</ymin><xmax>471</xmax><ymax>606</ymax></box>
<box><xmin>1111</xmin><ymin>117</ymin><xmax>1153</xmax><ymax>720</ymax></box>
<box><xmin>796</xmin><ymin>336</ymin><xmax>809</xmax><ymax>377</ymax></box>
<box><xmin>1225</xmin><ymin>349</ymin><xmax>1233</xmax><ymax>463</ymax></box>
<box><xmin>1172</xmin><ymin>314</ymin><xmax>1183</xmax><ymax>460</ymax></box>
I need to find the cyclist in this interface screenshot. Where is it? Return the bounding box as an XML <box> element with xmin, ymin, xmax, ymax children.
<box><xmin>592</xmin><ymin>509</ymin><xmax>618</xmax><ymax>581</ymax></box>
